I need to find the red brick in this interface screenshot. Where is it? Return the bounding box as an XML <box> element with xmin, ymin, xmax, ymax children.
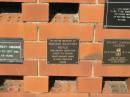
<box><xmin>24</xmin><ymin>42</ymin><xmax>46</xmax><ymax>59</ymax></box>
<box><xmin>95</xmin><ymin>24</ymin><xmax>130</xmax><ymax>42</ymax></box>
<box><xmin>127</xmin><ymin>78</ymin><xmax>130</xmax><ymax>93</ymax></box>
<box><xmin>80</xmin><ymin>4</ymin><xmax>104</xmax><ymax>22</ymax></box>
<box><xmin>22</xmin><ymin>4</ymin><xmax>49</xmax><ymax>22</ymax></box>
<box><xmin>95</xmin><ymin>61</ymin><xmax>130</xmax><ymax>77</ymax></box>
<box><xmin>74</xmin><ymin>0</ymin><xmax>95</xmax><ymax>3</ymax></box>
<box><xmin>98</xmin><ymin>0</ymin><xmax>105</xmax><ymax>4</ymax></box>
<box><xmin>24</xmin><ymin>76</ymin><xmax>48</xmax><ymax>93</ymax></box>
<box><xmin>40</xmin><ymin>0</ymin><xmax>95</xmax><ymax>3</ymax></box>
<box><xmin>91</xmin><ymin>94</ymin><xmax>130</xmax><ymax>97</ymax></box>
<box><xmin>39</xmin><ymin>60</ymin><xmax>92</xmax><ymax>76</ymax></box>
<box><xmin>55</xmin><ymin>0</ymin><xmax>73</xmax><ymax>3</ymax></box>
<box><xmin>39</xmin><ymin>93</ymin><xmax>89</xmax><ymax>97</ymax></box>
<box><xmin>39</xmin><ymin>23</ymin><xmax>94</xmax><ymax>42</ymax></box>
<box><xmin>80</xmin><ymin>43</ymin><xmax>102</xmax><ymax>60</ymax></box>
<box><xmin>40</xmin><ymin>0</ymin><xmax>73</xmax><ymax>3</ymax></box>
<box><xmin>0</xmin><ymin>92</ymin><xmax>36</xmax><ymax>97</ymax></box>
<box><xmin>0</xmin><ymin>60</ymin><xmax>37</xmax><ymax>76</ymax></box>
<box><xmin>77</xmin><ymin>77</ymin><xmax>102</xmax><ymax>93</ymax></box>
<box><xmin>0</xmin><ymin>23</ymin><xmax>37</xmax><ymax>41</ymax></box>
<box><xmin>39</xmin><ymin>0</ymin><xmax>54</xmax><ymax>2</ymax></box>
<box><xmin>0</xmin><ymin>0</ymin><xmax>36</xmax><ymax>2</ymax></box>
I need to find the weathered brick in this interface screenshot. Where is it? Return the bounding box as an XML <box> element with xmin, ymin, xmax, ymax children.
<box><xmin>24</xmin><ymin>42</ymin><xmax>46</xmax><ymax>59</ymax></box>
<box><xmin>95</xmin><ymin>61</ymin><xmax>130</xmax><ymax>77</ymax></box>
<box><xmin>98</xmin><ymin>0</ymin><xmax>105</xmax><ymax>4</ymax></box>
<box><xmin>39</xmin><ymin>60</ymin><xmax>92</xmax><ymax>76</ymax></box>
<box><xmin>74</xmin><ymin>0</ymin><xmax>95</xmax><ymax>3</ymax></box>
<box><xmin>0</xmin><ymin>23</ymin><xmax>37</xmax><ymax>41</ymax></box>
<box><xmin>77</xmin><ymin>77</ymin><xmax>102</xmax><ymax>93</ymax></box>
<box><xmin>24</xmin><ymin>76</ymin><xmax>48</xmax><ymax>93</ymax></box>
<box><xmin>39</xmin><ymin>23</ymin><xmax>94</xmax><ymax>42</ymax></box>
<box><xmin>0</xmin><ymin>0</ymin><xmax>36</xmax><ymax>2</ymax></box>
<box><xmin>95</xmin><ymin>24</ymin><xmax>130</xmax><ymax>42</ymax></box>
<box><xmin>80</xmin><ymin>4</ymin><xmax>104</xmax><ymax>22</ymax></box>
<box><xmin>22</xmin><ymin>4</ymin><xmax>49</xmax><ymax>22</ymax></box>
<box><xmin>80</xmin><ymin>43</ymin><xmax>102</xmax><ymax>60</ymax></box>
<box><xmin>0</xmin><ymin>60</ymin><xmax>37</xmax><ymax>76</ymax></box>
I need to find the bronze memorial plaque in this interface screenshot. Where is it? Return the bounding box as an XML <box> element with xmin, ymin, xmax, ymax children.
<box><xmin>0</xmin><ymin>38</ymin><xmax>23</xmax><ymax>64</ymax></box>
<box><xmin>103</xmin><ymin>39</ymin><xmax>130</xmax><ymax>64</ymax></box>
<box><xmin>47</xmin><ymin>39</ymin><xmax>79</xmax><ymax>64</ymax></box>
<box><xmin>104</xmin><ymin>0</ymin><xmax>130</xmax><ymax>28</ymax></box>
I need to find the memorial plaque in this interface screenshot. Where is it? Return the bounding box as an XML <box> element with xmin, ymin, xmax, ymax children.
<box><xmin>103</xmin><ymin>39</ymin><xmax>130</xmax><ymax>64</ymax></box>
<box><xmin>104</xmin><ymin>0</ymin><xmax>130</xmax><ymax>28</ymax></box>
<box><xmin>0</xmin><ymin>38</ymin><xmax>23</xmax><ymax>64</ymax></box>
<box><xmin>47</xmin><ymin>39</ymin><xmax>79</xmax><ymax>64</ymax></box>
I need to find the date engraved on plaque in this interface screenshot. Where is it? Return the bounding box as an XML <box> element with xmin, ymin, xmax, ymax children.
<box><xmin>103</xmin><ymin>39</ymin><xmax>130</xmax><ymax>64</ymax></box>
<box><xmin>47</xmin><ymin>39</ymin><xmax>79</xmax><ymax>64</ymax></box>
<box><xmin>0</xmin><ymin>38</ymin><xmax>23</xmax><ymax>64</ymax></box>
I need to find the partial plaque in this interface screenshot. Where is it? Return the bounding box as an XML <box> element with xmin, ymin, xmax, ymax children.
<box><xmin>0</xmin><ymin>38</ymin><xmax>23</xmax><ymax>64</ymax></box>
<box><xmin>104</xmin><ymin>0</ymin><xmax>130</xmax><ymax>28</ymax></box>
<box><xmin>47</xmin><ymin>39</ymin><xmax>79</xmax><ymax>64</ymax></box>
<box><xmin>103</xmin><ymin>39</ymin><xmax>130</xmax><ymax>64</ymax></box>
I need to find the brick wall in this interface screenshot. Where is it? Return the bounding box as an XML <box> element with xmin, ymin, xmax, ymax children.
<box><xmin>0</xmin><ymin>0</ymin><xmax>129</xmax><ymax>97</ymax></box>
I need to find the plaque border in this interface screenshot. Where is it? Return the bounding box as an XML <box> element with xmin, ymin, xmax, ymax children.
<box><xmin>47</xmin><ymin>38</ymin><xmax>80</xmax><ymax>65</ymax></box>
<box><xmin>0</xmin><ymin>38</ymin><xmax>24</xmax><ymax>64</ymax></box>
<box><xmin>104</xmin><ymin>0</ymin><xmax>130</xmax><ymax>28</ymax></box>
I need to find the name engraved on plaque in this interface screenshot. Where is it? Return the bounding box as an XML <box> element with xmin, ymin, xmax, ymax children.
<box><xmin>0</xmin><ymin>38</ymin><xmax>23</xmax><ymax>64</ymax></box>
<box><xmin>103</xmin><ymin>39</ymin><xmax>130</xmax><ymax>64</ymax></box>
<box><xmin>104</xmin><ymin>0</ymin><xmax>130</xmax><ymax>28</ymax></box>
<box><xmin>47</xmin><ymin>39</ymin><xmax>79</xmax><ymax>64</ymax></box>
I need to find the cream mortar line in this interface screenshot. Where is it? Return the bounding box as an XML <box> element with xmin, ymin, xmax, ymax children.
<box><xmin>91</xmin><ymin>64</ymin><xmax>95</xmax><ymax>78</ymax></box>
<box><xmin>24</xmin><ymin>41</ymin><xmax>103</xmax><ymax>44</ymax></box>
<box><xmin>24</xmin><ymin>21</ymin><xmax>48</xmax><ymax>23</ymax></box>
<box><xmin>26</xmin><ymin>21</ymin><xmax>99</xmax><ymax>25</ymax></box>
<box><xmin>80</xmin><ymin>4</ymin><xmax>103</xmax><ymax>6</ymax></box>
<box><xmin>93</xmin><ymin>23</ymin><xmax>96</xmax><ymax>43</ymax></box>
<box><xmin>23</xmin><ymin>1</ymin><xmax>45</xmax><ymax>94</ymax></box>
<box><xmin>38</xmin><ymin>59</ymin><xmax>40</xmax><ymax>76</ymax></box>
<box><xmin>24</xmin><ymin>58</ymin><xmax>46</xmax><ymax>60</ymax></box>
<box><xmin>37</xmin><ymin>0</ymin><xmax>40</xmax><ymax>3</ymax></box>
<box><xmin>24</xmin><ymin>41</ymin><xmax>46</xmax><ymax>43</ymax></box>
<box><xmin>24</xmin><ymin>76</ymin><xmax>48</xmax><ymax>77</ymax></box>
<box><xmin>23</xmin><ymin>59</ymin><xmax>40</xmax><ymax>60</ymax></box>
<box><xmin>37</xmin><ymin>22</ymin><xmax>40</xmax><ymax>42</ymax></box>
<box><xmin>96</xmin><ymin>0</ymin><xmax>98</xmax><ymax>5</ymax></box>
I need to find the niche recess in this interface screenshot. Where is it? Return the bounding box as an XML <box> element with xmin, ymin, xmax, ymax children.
<box><xmin>0</xmin><ymin>76</ymin><xmax>23</xmax><ymax>92</ymax></box>
<box><xmin>49</xmin><ymin>76</ymin><xmax>77</xmax><ymax>93</ymax></box>
<box><xmin>103</xmin><ymin>77</ymin><xmax>129</xmax><ymax>93</ymax></box>
<box><xmin>0</xmin><ymin>2</ymin><xmax>22</xmax><ymax>22</ymax></box>
<box><xmin>49</xmin><ymin>3</ymin><xmax>79</xmax><ymax>23</ymax></box>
